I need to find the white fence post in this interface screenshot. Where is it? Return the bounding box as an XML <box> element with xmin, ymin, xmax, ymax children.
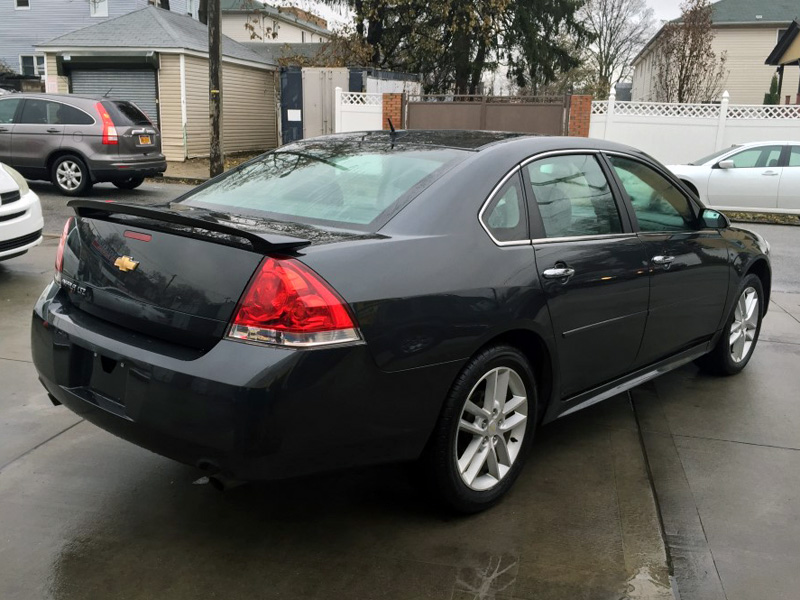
<box><xmin>604</xmin><ymin>88</ymin><xmax>616</xmax><ymax>138</ymax></box>
<box><xmin>714</xmin><ymin>90</ymin><xmax>730</xmax><ymax>151</ymax></box>
<box><xmin>334</xmin><ymin>86</ymin><xmax>343</xmax><ymax>134</ymax></box>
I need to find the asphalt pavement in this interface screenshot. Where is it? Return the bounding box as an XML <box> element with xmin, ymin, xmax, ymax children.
<box><xmin>31</xmin><ymin>180</ymin><xmax>196</xmax><ymax>236</ymax></box>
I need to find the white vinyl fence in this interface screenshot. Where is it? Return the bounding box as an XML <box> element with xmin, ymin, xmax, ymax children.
<box><xmin>589</xmin><ymin>90</ymin><xmax>800</xmax><ymax>164</ymax></box>
<box><xmin>334</xmin><ymin>87</ymin><xmax>383</xmax><ymax>133</ymax></box>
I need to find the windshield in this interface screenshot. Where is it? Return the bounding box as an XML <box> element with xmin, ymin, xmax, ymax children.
<box><xmin>690</xmin><ymin>146</ymin><xmax>740</xmax><ymax>166</ymax></box>
<box><xmin>178</xmin><ymin>142</ymin><xmax>467</xmax><ymax>231</ymax></box>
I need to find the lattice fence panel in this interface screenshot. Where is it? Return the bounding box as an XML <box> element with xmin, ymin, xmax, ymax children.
<box><xmin>612</xmin><ymin>102</ymin><xmax>721</xmax><ymax>118</ymax></box>
<box><xmin>340</xmin><ymin>92</ymin><xmax>383</xmax><ymax>106</ymax></box>
<box><xmin>727</xmin><ymin>105</ymin><xmax>800</xmax><ymax>119</ymax></box>
<box><xmin>591</xmin><ymin>102</ymin><xmax>608</xmax><ymax>115</ymax></box>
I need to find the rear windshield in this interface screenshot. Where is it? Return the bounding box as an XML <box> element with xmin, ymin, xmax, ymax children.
<box><xmin>178</xmin><ymin>143</ymin><xmax>467</xmax><ymax>230</ymax></box>
<box><xmin>103</xmin><ymin>100</ymin><xmax>152</xmax><ymax>126</ymax></box>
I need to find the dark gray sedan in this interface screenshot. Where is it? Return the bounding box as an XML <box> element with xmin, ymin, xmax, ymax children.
<box><xmin>31</xmin><ymin>131</ymin><xmax>770</xmax><ymax>512</ymax></box>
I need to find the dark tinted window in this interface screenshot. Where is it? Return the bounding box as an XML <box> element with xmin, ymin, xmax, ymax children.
<box><xmin>104</xmin><ymin>101</ymin><xmax>152</xmax><ymax>126</ymax></box>
<box><xmin>0</xmin><ymin>98</ymin><xmax>21</xmax><ymax>124</ymax></box>
<box><xmin>19</xmin><ymin>99</ymin><xmax>59</xmax><ymax>124</ymax></box>
<box><xmin>180</xmin><ymin>144</ymin><xmax>467</xmax><ymax>230</ymax></box>
<box><xmin>481</xmin><ymin>173</ymin><xmax>527</xmax><ymax>242</ymax></box>
<box><xmin>53</xmin><ymin>103</ymin><xmax>94</xmax><ymax>125</ymax></box>
<box><xmin>608</xmin><ymin>156</ymin><xmax>696</xmax><ymax>232</ymax></box>
<box><xmin>526</xmin><ymin>154</ymin><xmax>621</xmax><ymax>238</ymax></box>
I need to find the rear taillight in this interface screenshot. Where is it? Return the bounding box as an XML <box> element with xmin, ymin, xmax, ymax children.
<box><xmin>54</xmin><ymin>217</ymin><xmax>73</xmax><ymax>283</ymax></box>
<box><xmin>227</xmin><ymin>257</ymin><xmax>361</xmax><ymax>348</ymax></box>
<box><xmin>95</xmin><ymin>102</ymin><xmax>118</xmax><ymax>145</ymax></box>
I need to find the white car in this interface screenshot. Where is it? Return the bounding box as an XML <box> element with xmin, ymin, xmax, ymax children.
<box><xmin>0</xmin><ymin>163</ymin><xmax>43</xmax><ymax>261</ymax></box>
<box><xmin>668</xmin><ymin>141</ymin><xmax>800</xmax><ymax>214</ymax></box>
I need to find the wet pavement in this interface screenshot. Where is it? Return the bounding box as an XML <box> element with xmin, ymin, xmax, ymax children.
<box><xmin>633</xmin><ymin>292</ymin><xmax>800</xmax><ymax>600</ymax></box>
<box><xmin>0</xmin><ymin>242</ymin><xmax>671</xmax><ymax>599</ymax></box>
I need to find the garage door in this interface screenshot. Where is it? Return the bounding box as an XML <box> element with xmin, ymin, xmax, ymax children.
<box><xmin>70</xmin><ymin>69</ymin><xmax>158</xmax><ymax>125</ymax></box>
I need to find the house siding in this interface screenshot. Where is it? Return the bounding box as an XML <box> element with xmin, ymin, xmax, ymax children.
<box><xmin>632</xmin><ymin>26</ymin><xmax>799</xmax><ymax>104</ymax></box>
<box><xmin>221</xmin><ymin>13</ymin><xmax>328</xmax><ymax>44</ymax></box>
<box><xmin>44</xmin><ymin>54</ymin><xmax>69</xmax><ymax>93</ymax></box>
<box><xmin>158</xmin><ymin>53</ymin><xmax>185</xmax><ymax>162</ymax></box>
<box><xmin>183</xmin><ymin>54</ymin><xmax>277</xmax><ymax>159</ymax></box>
<box><xmin>0</xmin><ymin>0</ymin><xmax>195</xmax><ymax>75</ymax></box>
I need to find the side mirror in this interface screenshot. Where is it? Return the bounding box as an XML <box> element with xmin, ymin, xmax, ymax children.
<box><xmin>700</xmin><ymin>208</ymin><xmax>730</xmax><ymax>229</ymax></box>
<box><xmin>718</xmin><ymin>160</ymin><xmax>735</xmax><ymax>169</ymax></box>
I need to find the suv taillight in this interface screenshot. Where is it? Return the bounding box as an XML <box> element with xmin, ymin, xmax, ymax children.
<box><xmin>227</xmin><ymin>257</ymin><xmax>361</xmax><ymax>348</ymax></box>
<box><xmin>54</xmin><ymin>217</ymin><xmax>73</xmax><ymax>283</ymax></box>
<box><xmin>95</xmin><ymin>102</ymin><xmax>118</xmax><ymax>145</ymax></box>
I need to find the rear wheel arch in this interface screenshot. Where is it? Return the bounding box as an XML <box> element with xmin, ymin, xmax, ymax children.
<box><xmin>467</xmin><ymin>329</ymin><xmax>555</xmax><ymax>422</ymax></box>
<box><xmin>47</xmin><ymin>148</ymin><xmax>92</xmax><ymax>177</ymax></box>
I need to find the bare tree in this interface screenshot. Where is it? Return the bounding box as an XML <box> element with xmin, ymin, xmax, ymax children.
<box><xmin>652</xmin><ymin>0</ymin><xmax>727</xmax><ymax>103</ymax></box>
<box><xmin>582</xmin><ymin>0</ymin><xmax>654</xmax><ymax>98</ymax></box>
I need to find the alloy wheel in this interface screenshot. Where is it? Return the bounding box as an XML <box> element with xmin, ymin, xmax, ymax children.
<box><xmin>56</xmin><ymin>161</ymin><xmax>83</xmax><ymax>191</ymax></box>
<box><xmin>730</xmin><ymin>286</ymin><xmax>759</xmax><ymax>363</ymax></box>
<box><xmin>455</xmin><ymin>366</ymin><xmax>528</xmax><ymax>491</ymax></box>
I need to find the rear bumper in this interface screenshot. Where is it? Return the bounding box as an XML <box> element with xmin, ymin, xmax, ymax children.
<box><xmin>31</xmin><ymin>283</ymin><xmax>458</xmax><ymax>480</ymax></box>
<box><xmin>89</xmin><ymin>157</ymin><xmax>167</xmax><ymax>181</ymax></box>
<box><xmin>0</xmin><ymin>189</ymin><xmax>43</xmax><ymax>259</ymax></box>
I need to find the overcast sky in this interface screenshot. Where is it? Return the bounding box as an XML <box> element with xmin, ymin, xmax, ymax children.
<box><xmin>647</xmin><ymin>0</ymin><xmax>684</xmax><ymax>21</ymax></box>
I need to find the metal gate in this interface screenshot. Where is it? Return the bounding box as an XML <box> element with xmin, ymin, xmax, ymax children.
<box><xmin>406</xmin><ymin>95</ymin><xmax>569</xmax><ymax>135</ymax></box>
<box><xmin>70</xmin><ymin>69</ymin><xmax>158</xmax><ymax>125</ymax></box>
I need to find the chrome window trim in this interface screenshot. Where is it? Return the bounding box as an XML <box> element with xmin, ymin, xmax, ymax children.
<box><xmin>530</xmin><ymin>233</ymin><xmax>636</xmax><ymax>245</ymax></box>
<box><xmin>18</xmin><ymin>98</ymin><xmax>97</xmax><ymax>126</ymax></box>
<box><xmin>519</xmin><ymin>148</ymin><xmax>601</xmax><ymax>169</ymax></box>
<box><xmin>478</xmin><ymin>165</ymin><xmax>532</xmax><ymax>247</ymax></box>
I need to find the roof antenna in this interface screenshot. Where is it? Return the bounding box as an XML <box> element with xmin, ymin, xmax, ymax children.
<box><xmin>103</xmin><ymin>88</ymin><xmax>113</xmax><ymax>97</ymax></box>
<box><xmin>387</xmin><ymin>117</ymin><xmax>397</xmax><ymax>147</ymax></box>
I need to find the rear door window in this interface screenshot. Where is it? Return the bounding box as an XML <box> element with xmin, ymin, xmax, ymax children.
<box><xmin>0</xmin><ymin>98</ymin><xmax>21</xmax><ymax>124</ymax></box>
<box><xmin>19</xmin><ymin>99</ymin><xmax>59</xmax><ymax>124</ymax></box>
<box><xmin>525</xmin><ymin>154</ymin><xmax>622</xmax><ymax>238</ymax></box>
<box><xmin>53</xmin><ymin>103</ymin><xmax>94</xmax><ymax>125</ymax></box>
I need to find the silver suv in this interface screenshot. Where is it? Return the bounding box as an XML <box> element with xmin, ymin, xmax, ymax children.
<box><xmin>0</xmin><ymin>93</ymin><xmax>166</xmax><ymax>196</ymax></box>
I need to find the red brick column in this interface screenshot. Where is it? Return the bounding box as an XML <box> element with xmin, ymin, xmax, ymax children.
<box><xmin>382</xmin><ymin>93</ymin><xmax>404</xmax><ymax>130</ymax></box>
<box><xmin>568</xmin><ymin>95</ymin><xmax>593</xmax><ymax>137</ymax></box>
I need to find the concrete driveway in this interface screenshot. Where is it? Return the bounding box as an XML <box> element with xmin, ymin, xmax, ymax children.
<box><xmin>0</xmin><ymin>218</ymin><xmax>795</xmax><ymax>600</ymax></box>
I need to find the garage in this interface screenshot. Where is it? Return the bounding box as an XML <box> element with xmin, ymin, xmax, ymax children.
<box><xmin>70</xmin><ymin>68</ymin><xmax>159</xmax><ymax>125</ymax></box>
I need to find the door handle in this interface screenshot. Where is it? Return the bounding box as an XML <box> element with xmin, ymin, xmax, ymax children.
<box><xmin>0</xmin><ymin>127</ymin><xmax>8</xmax><ymax>132</ymax></box>
<box><xmin>46</xmin><ymin>128</ymin><xmax>61</xmax><ymax>133</ymax></box>
<box><xmin>652</xmin><ymin>255</ymin><xmax>675</xmax><ymax>266</ymax></box>
<box><xmin>762</xmin><ymin>171</ymin><xmax>779</xmax><ymax>176</ymax></box>
<box><xmin>542</xmin><ymin>267</ymin><xmax>576</xmax><ymax>280</ymax></box>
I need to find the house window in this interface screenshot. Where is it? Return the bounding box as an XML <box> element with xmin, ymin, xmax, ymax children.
<box><xmin>19</xmin><ymin>55</ymin><xmax>45</xmax><ymax>77</ymax></box>
<box><xmin>90</xmin><ymin>0</ymin><xmax>108</xmax><ymax>17</ymax></box>
<box><xmin>187</xmin><ymin>0</ymin><xmax>198</xmax><ymax>19</ymax></box>
<box><xmin>15</xmin><ymin>0</ymin><xmax>30</xmax><ymax>9</ymax></box>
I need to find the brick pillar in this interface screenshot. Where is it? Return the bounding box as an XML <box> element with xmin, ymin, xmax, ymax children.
<box><xmin>382</xmin><ymin>93</ymin><xmax>404</xmax><ymax>130</ymax></box>
<box><xmin>568</xmin><ymin>95</ymin><xmax>593</xmax><ymax>137</ymax></box>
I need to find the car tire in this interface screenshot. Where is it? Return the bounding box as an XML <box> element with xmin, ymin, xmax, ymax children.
<box><xmin>423</xmin><ymin>345</ymin><xmax>537</xmax><ymax>513</ymax></box>
<box><xmin>51</xmin><ymin>155</ymin><xmax>93</xmax><ymax>197</ymax></box>
<box><xmin>113</xmin><ymin>176</ymin><xmax>145</xmax><ymax>190</ymax></box>
<box><xmin>696</xmin><ymin>273</ymin><xmax>764</xmax><ymax>376</ymax></box>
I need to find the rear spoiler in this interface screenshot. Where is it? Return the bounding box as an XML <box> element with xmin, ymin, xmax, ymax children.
<box><xmin>68</xmin><ymin>200</ymin><xmax>311</xmax><ymax>253</ymax></box>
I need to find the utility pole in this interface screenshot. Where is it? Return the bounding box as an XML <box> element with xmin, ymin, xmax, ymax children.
<box><xmin>207</xmin><ymin>0</ymin><xmax>223</xmax><ymax>177</ymax></box>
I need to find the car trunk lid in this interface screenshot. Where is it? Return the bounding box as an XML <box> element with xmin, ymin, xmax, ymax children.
<box><xmin>59</xmin><ymin>201</ymin><xmax>321</xmax><ymax>349</ymax></box>
<box><xmin>101</xmin><ymin>100</ymin><xmax>162</xmax><ymax>157</ymax></box>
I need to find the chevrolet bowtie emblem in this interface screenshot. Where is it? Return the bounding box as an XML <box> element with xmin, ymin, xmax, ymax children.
<box><xmin>114</xmin><ymin>255</ymin><xmax>139</xmax><ymax>272</ymax></box>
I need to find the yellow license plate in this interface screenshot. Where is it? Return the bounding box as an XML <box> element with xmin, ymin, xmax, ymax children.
<box><xmin>139</xmin><ymin>135</ymin><xmax>152</xmax><ymax>145</ymax></box>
